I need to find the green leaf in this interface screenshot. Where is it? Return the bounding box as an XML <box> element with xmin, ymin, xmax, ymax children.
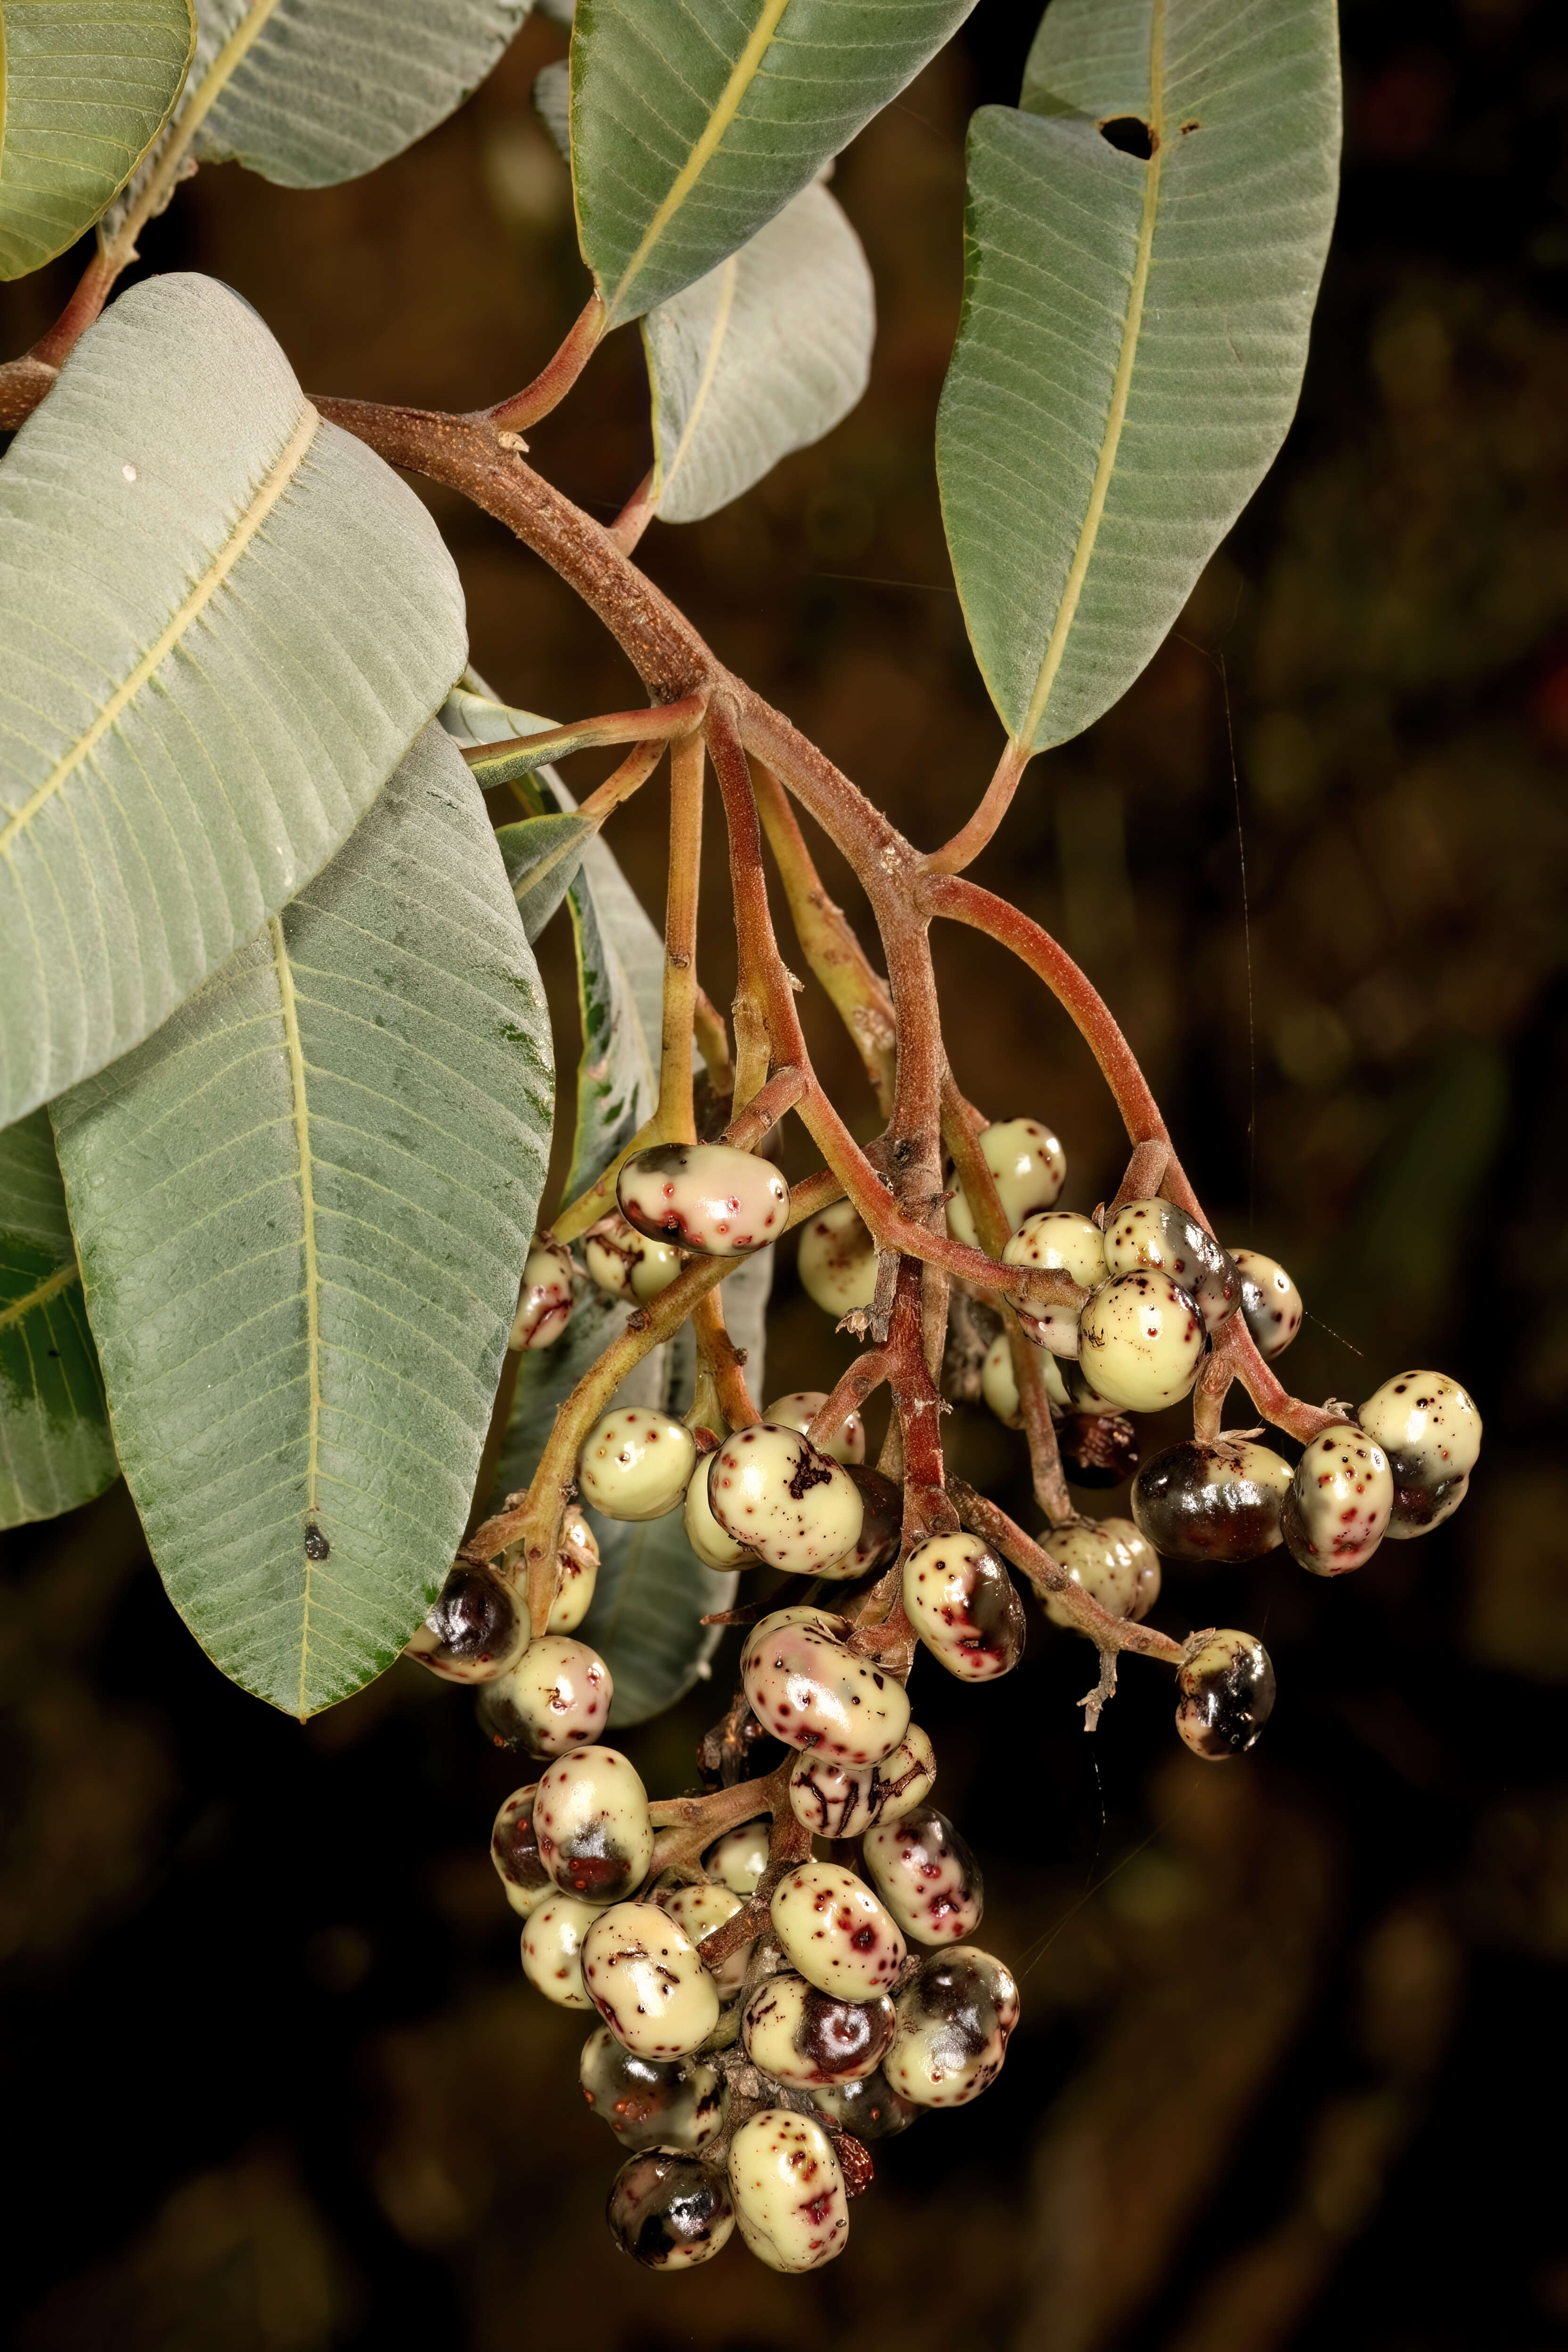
<box><xmin>51</xmin><ymin>726</ymin><xmax>553</xmax><ymax>1718</ymax></box>
<box><xmin>495</xmin><ymin>812</ymin><xmax>592</xmax><ymax>944</ymax></box>
<box><xmin>0</xmin><ymin>1109</ymin><xmax>117</xmax><ymax>1528</ymax></box>
<box><xmin>936</xmin><ymin>0</ymin><xmax>1340</xmax><ymax>752</ymax></box>
<box><xmin>571</xmin><ymin>0</ymin><xmax>976</xmax><ymax>326</ymax></box>
<box><xmin>0</xmin><ymin>271</ymin><xmax>466</xmax><ymax>1128</ymax></box>
<box><xmin>183</xmin><ymin>0</ymin><xmax>529</xmax><ymax>188</ymax></box>
<box><xmin>0</xmin><ymin>0</ymin><xmax>195</xmax><ymax>277</ymax></box>
<box><xmin>643</xmin><ymin>180</ymin><xmax>874</xmax><ymax>525</ymax></box>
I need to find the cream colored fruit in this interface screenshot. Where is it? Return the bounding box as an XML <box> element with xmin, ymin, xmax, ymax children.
<box><xmin>581</xmin><ymin>1901</ymin><xmax>721</xmax><ymax>2058</ymax></box>
<box><xmin>707</xmin><ymin>1424</ymin><xmax>863</xmax><ymax>1575</ymax></box>
<box><xmin>1040</xmin><ymin>1519</ymin><xmax>1159</xmax><ymax>1631</ymax></box>
<box><xmin>1002</xmin><ymin>1207</ymin><xmax>1106</xmax><ymax>1290</ymax></box>
<box><xmin>545</xmin><ymin>1508</ymin><xmax>599</xmax><ymax>1631</ymax></box>
<box><xmin>740</xmin><ymin>1607</ymin><xmax>911</xmax><ymax>1764</ymax></box>
<box><xmin>788</xmin><ymin>1725</ymin><xmax>936</xmax><ymax>1839</ymax></box>
<box><xmin>577</xmin><ymin>1405</ymin><xmax>695</xmax><ymax>1521</ymax></box>
<box><xmin>727</xmin><ymin>2109</ymin><xmax>849</xmax><ymax>2273</ymax></box>
<box><xmin>683</xmin><ymin>1459</ymin><xmax>755</xmax><ymax>1567</ymax></box>
<box><xmin>1078</xmin><ymin>1269</ymin><xmax>1205</xmax><ymax>1413</ymax></box>
<box><xmin>769</xmin><ymin>1860</ymin><xmax>906</xmax><ymax>1998</ymax></box>
<box><xmin>947</xmin><ymin>1116</ymin><xmax>1066</xmax><ymax>1248</ymax></box>
<box><xmin>762</xmin><ymin>1388</ymin><xmax>866</xmax><ymax>1466</ymax></box>
<box><xmin>522</xmin><ymin>1894</ymin><xmax>604</xmax><ymax>2009</ymax></box>
<box><xmin>796</xmin><ymin>1198</ymin><xmax>878</xmax><ymax>1318</ymax></box>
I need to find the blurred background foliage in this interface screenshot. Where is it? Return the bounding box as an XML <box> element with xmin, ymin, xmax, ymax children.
<box><xmin>2</xmin><ymin>0</ymin><xmax>1565</xmax><ymax>2345</ymax></box>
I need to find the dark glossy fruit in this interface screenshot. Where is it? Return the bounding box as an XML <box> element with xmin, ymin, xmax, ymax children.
<box><xmin>580</xmin><ymin>2025</ymin><xmax>723</xmax><ymax>2152</ymax></box>
<box><xmin>1131</xmin><ymin>1437</ymin><xmax>1294</xmax><ymax>1563</ymax></box>
<box><xmin>606</xmin><ymin>2151</ymin><xmax>734</xmax><ymax>2269</ymax></box>
<box><xmin>842</xmin><ymin>1465</ymin><xmax>902</xmax><ymax>1575</ymax></box>
<box><xmin>810</xmin><ymin>2066</ymin><xmax>921</xmax><ymax>2141</ymax></box>
<box><xmin>404</xmin><ymin>1563</ymin><xmax>526</xmax><ymax>1682</ymax></box>
<box><xmin>1174</xmin><ymin>1630</ymin><xmax>1276</xmax><ymax>1759</ymax></box>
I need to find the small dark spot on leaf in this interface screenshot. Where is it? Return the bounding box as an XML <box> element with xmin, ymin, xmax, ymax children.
<box><xmin>1180</xmin><ymin>118</ymin><xmax>1201</xmax><ymax>134</ymax></box>
<box><xmin>304</xmin><ymin>1525</ymin><xmax>331</xmax><ymax>1561</ymax></box>
<box><xmin>1099</xmin><ymin>115</ymin><xmax>1156</xmax><ymax>160</ymax></box>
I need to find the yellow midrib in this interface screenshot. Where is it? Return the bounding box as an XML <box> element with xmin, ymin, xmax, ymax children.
<box><xmin>656</xmin><ymin>253</ymin><xmax>739</xmax><ymax>503</ymax></box>
<box><xmin>608</xmin><ymin>0</ymin><xmax>792</xmax><ymax>318</ymax></box>
<box><xmin>1016</xmin><ymin>0</ymin><xmax>1168</xmax><ymax>752</ymax></box>
<box><xmin>268</xmin><ymin>912</ymin><xmax>322</xmax><ymax>1717</ymax></box>
<box><xmin>0</xmin><ymin>400</ymin><xmax>319</xmax><ymax>862</ymax></box>
<box><xmin>0</xmin><ymin>1256</ymin><xmax>80</xmax><ymax>1333</ymax></box>
<box><xmin>103</xmin><ymin>0</ymin><xmax>282</xmax><ymax>271</ymax></box>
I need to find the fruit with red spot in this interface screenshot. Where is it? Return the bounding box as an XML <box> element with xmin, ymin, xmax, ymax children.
<box><xmin>863</xmin><ymin>1806</ymin><xmax>983</xmax><ymax>1946</ymax></box>
<box><xmin>1001</xmin><ymin>1207</ymin><xmax>1107</xmax><ymax>1290</ymax></box>
<box><xmin>1131</xmin><ymin>1437</ymin><xmax>1293</xmax><ymax>1563</ymax></box>
<box><xmin>1175</xmin><ymin>1629</ymin><xmax>1276</xmax><ymax>1759</ymax></box>
<box><xmin>739</xmin><ymin>1608</ymin><xmax>910</xmax><ymax>1765</ymax></box>
<box><xmin>521</xmin><ymin>1893</ymin><xmax>605</xmax><ymax>2008</ymax></box>
<box><xmin>742</xmin><ymin>1971</ymin><xmax>897</xmax><ymax>2087</ymax></box>
<box><xmin>884</xmin><ymin>1946</ymin><xmax>1019</xmax><ymax>2108</ymax></box>
<box><xmin>1078</xmin><ymin>1269</ymin><xmax>1206</xmax><ymax>1413</ymax></box>
<box><xmin>683</xmin><ymin>1457</ymin><xmax>756</xmax><ymax>1568</ymax></box>
<box><xmin>788</xmin><ymin>1725</ymin><xmax>936</xmax><ymax>1839</ymax></box>
<box><xmin>727</xmin><ymin>2108</ymin><xmax>849</xmax><ymax>2273</ymax></box>
<box><xmin>1358</xmin><ymin>1370</ymin><xmax>1480</xmax><ymax>1538</ymax></box>
<box><xmin>656</xmin><ymin>1880</ymin><xmax>754</xmax><ymax>1996</ymax></box>
<box><xmin>901</xmin><ymin>1532</ymin><xmax>1025</xmax><ymax>1681</ymax></box>
<box><xmin>1103</xmin><ymin>1199</ymin><xmax>1239</xmax><ymax>1333</ymax></box>
<box><xmin>1282</xmin><ymin>1424</ymin><xmax>1392</xmax><ymax>1576</ymax></box>
<box><xmin>581</xmin><ymin>1900</ymin><xmax>721</xmax><ymax>2057</ymax></box>
<box><xmin>769</xmin><ymin>1859</ymin><xmax>906</xmax><ymax>1998</ymax></box>
<box><xmin>404</xmin><ymin>1563</ymin><xmax>527</xmax><ymax>1683</ymax></box>
<box><xmin>477</xmin><ymin>1633</ymin><xmax>612</xmax><ymax>1755</ymax></box>
<box><xmin>582</xmin><ymin>1210</ymin><xmax>684</xmax><ymax>1303</ymax></box>
<box><xmin>533</xmin><ymin>1744</ymin><xmax>654</xmax><ymax>1905</ymax></box>
<box><xmin>510</xmin><ymin>1239</ymin><xmax>575</xmax><ymax>1349</ymax></box>
<box><xmin>618</xmin><ymin>1141</ymin><xmax>788</xmax><ymax>1256</ymax></box>
<box><xmin>578</xmin><ymin>1405</ymin><xmax>696</xmax><ymax>1522</ymax></box>
<box><xmin>946</xmin><ymin>1116</ymin><xmax>1066</xmax><ymax>1248</ymax></box>
<box><xmin>606</xmin><ymin>2150</ymin><xmax>734</xmax><ymax>2270</ymax></box>
<box><xmin>707</xmin><ymin>1424</ymin><xmax>864</xmax><ymax>1574</ymax></box>
<box><xmin>545</xmin><ymin>1508</ymin><xmax>599</xmax><ymax>1630</ymax></box>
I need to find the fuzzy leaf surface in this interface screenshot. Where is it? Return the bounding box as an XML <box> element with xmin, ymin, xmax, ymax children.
<box><xmin>571</xmin><ymin>0</ymin><xmax>974</xmax><ymax>325</ymax></box>
<box><xmin>52</xmin><ymin>727</ymin><xmax>552</xmax><ymax>1718</ymax></box>
<box><xmin>0</xmin><ymin>1110</ymin><xmax>116</xmax><ymax>1527</ymax></box>
<box><xmin>643</xmin><ymin>181</ymin><xmax>874</xmax><ymax>525</ymax></box>
<box><xmin>0</xmin><ymin>0</ymin><xmax>194</xmax><ymax>277</ymax></box>
<box><xmin>937</xmin><ymin>0</ymin><xmax>1339</xmax><ymax>751</ymax></box>
<box><xmin>0</xmin><ymin>272</ymin><xmax>466</xmax><ymax>1127</ymax></box>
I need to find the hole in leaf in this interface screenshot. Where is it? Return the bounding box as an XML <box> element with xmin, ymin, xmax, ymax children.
<box><xmin>1099</xmin><ymin>115</ymin><xmax>1156</xmax><ymax>160</ymax></box>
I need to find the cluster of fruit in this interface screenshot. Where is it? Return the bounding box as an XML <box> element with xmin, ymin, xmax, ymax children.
<box><xmin>486</xmin><ymin>1608</ymin><xmax>1016</xmax><ymax>2273</ymax></box>
<box><xmin>404</xmin><ymin>1123</ymin><xmax>1479</xmax><ymax>2271</ymax></box>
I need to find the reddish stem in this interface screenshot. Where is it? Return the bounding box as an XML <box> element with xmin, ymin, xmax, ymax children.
<box><xmin>484</xmin><ymin>294</ymin><xmax>607</xmax><ymax>432</ymax></box>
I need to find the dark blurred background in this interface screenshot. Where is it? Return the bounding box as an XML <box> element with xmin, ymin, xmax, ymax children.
<box><xmin>2</xmin><ymin>1</ymin><xmax>1565</xmax><ymax>2344</ymax></box>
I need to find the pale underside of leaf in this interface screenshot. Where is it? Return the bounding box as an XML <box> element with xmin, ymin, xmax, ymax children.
<box><xmin>0</xmin><ymin>0</ymin><xmax>195</xmax><ymax>278</ymax></box>
<box><xmin>643</xmin><ymin>180</ymin><xmax>874</xmax><ymax>526</ymax></box>
<box><xmin>180</xmin><ymin>0</ymin><xmax>531</xmax><ymax>189</ymax></box>
<box><xmin>0</xmin><ymin>270</ymin><xmax>466</xmax><ymax>1128</ymax></box>
<box><xmin>52</xmin><ymin>727</ymin><xmax>552</xmax><ymax>1717</ymax></box>
<box><xmin>571</xmin><ymin>0</ymin><xmax>976</xmax><ymax>325</ymax></box>
<box><xmin>936</xmin><ymin>0</ymin><xmax>1340</xmax><ymax>752</ymax></box>
<box><xmin>0</xmin><ymin>1108</ymin><xmax>116</xmax><ymax>1527</ymax></box>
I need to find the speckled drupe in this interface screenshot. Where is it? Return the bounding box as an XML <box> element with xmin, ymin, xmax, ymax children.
<box><xmin>739</xmin><ymin>1608</ymin><xmax>911</xmax><ymax>1764</ymax></box>
<box><xmin>727</xmin><ymin>2108</ymin><xmax>849</xmax><ymax>2273</ymax></box>
<box><xmin>769</xmin><ymin>1860</ymin><xmax>906</xmax><ymax>1998</ymax></box>
<box><xmin>618</xmin><ymin>1141</ymin><xmax>788</xmax><ymax>1256</ymax></box>
<box><xmin>901</xmin><ymin>1533</ymin><xmax>1025</xmax><ymax>1681</ymax></box>
<box><xmin>707</xmin><ymin>1424</ymin><xmax>864</xmax><ymax>1574</ymax></box>
<box><xmin>578</xmin><ymin>1405</ymin><xmax>696</xmax><ymax>1522</ymax></box>
<box><xmin>863</xmin><ymin>1806</ymin><xmax>983</xmax><ymax>1946</ymax></box>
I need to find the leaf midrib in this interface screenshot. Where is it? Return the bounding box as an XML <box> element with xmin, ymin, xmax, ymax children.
<box><xmin>0</xmin><ymin>399</ymin><xmax>320</xmax><ymax>858</ymax></box>
<box><xmin>1015</xmin><ymin>0</ymin><xmax>1167</xmax><ymax>752</ymax></box>
<box><xmin>655</xmin><ymin>252</ymin><xmax>740</xmax><ymax>506</ymax></box>
<box><xmin>0</xmin><ymin>1254</ymin><xmax>79</xmax><ymax>1332</ymax></box>
<box><xmin>604</xmin><ymin>0</ymin><xmax>792</xmax><ymax>320</ymax></box>
<box><xmin>266</xmin><ymin>910</ymin><xmax>321</xmax><ymax>1718</ymax></box>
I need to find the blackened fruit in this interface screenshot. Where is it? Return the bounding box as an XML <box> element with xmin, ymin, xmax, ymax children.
<box><xmin>606</xmin><ymin>2150</ymin><xmax>734</xmax><ymax>2270</ymax></box>
<box><xmin>1103</xmin><ymin>1199</ymin><xmax>1239</xmax><ymax>1334</ymax></box>
<box><xmin>884</xmin><ymin>1946</ymin><xmax>1019</xmax><ymax>2108</ymax></box>
<box><xmin>1175</xmin><ymin>1629</ymin><xmax>1276</xmax><ymax>1759</ymax></box>
<box><xmin>1229</xmin><ymin>1247</ymin><xmax>1303</xmax><ymax>1359</ymax></box>
<box><xmin>1131</xmin><ymin>1437</ymin><xmax>1294</xmax><ymax>1563</ymax></box>
<box><xmin>618</xmin><ymin>1141</ymin><xmax>788</xmax><ymax>1256</ymax></box>
<box><xmin>580</xmin><ymin>2025</ymin><xmax>723</xmax><ymax>2153</ymax></box>
<box><xmin>1282</xmin><ymin>1424</ymin><xmax>1392</xmax><ymax>1576</ymax></box>
<box><xmin>1057</xmin><ymin>1408</ymin><xmax>1139</xmax><ymax>1487</ymax></box>
<box><xmin>404</xmin><ymin>1563</ymin><xmax>527</xmax><ymax>1683</ymax></box>
<box><xmin>810</xmin><ymin>2067</ymin><xmax>920</xmax><ymax>2142</ymax></box>
<box><xmin>742</xmin><ymin>1971</ymin><xmax>897</xmax><ymax>2087</ymax></box>
<box><xmin>490</xmin><ymin>1784</ymin><xmax>551</xmax><ymax>1919</ymax></box>
<box><xmin>841</xmin><ymin>1465</ymin><xmax>902</xmax><ymax>1576</ymax></box>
